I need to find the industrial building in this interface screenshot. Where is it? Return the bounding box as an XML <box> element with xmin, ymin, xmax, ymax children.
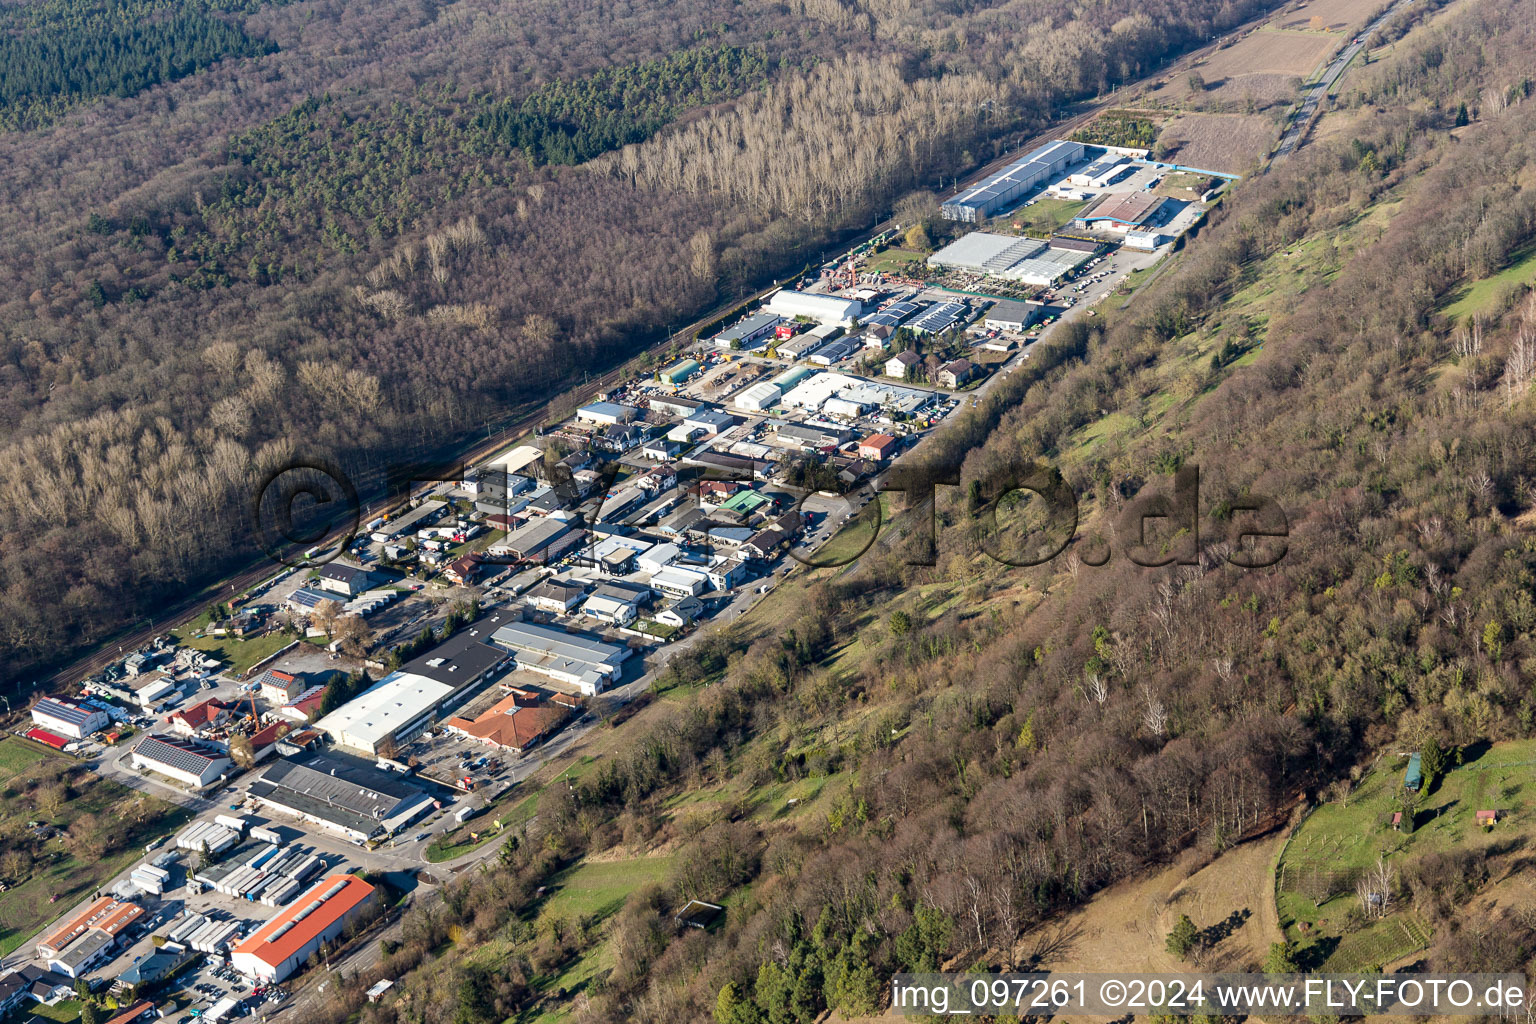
<box><xmin>368</xmin><ymin>500</ymin><xmax>446</xmax><ymax>544</ymax></box>
<box><xmin>809</xmin><ymin>337</ymin><xmax>859</xmax><ymax>364</ymax></box>
<box><xmin>525</xmin><ymin>579</ymin><xmax>587</xmax><ymax>615</ymax></box>
<box><xmin>908</xmin><ymin>302</ymin><xmax>969</xmax><ymax>336</ymax></box>
<box><xmin>712</xmin><ymin>311</ymin><xmax>780</xmax><ymax>349</ymax></box>
<box><xmin>490</xmin><ymin>620</ymin><xmax>630</xmax><ymax>695</ymax></box>
<box><xmin>576</xmin><ymin>401</ymin><xmax>637</xmax><ymax>426</ymax></box>
<box><xmin>37</xmin><ymin>897</ymin><xmax>144</xmax><ymax>959</ymax></box>
<box><xmin>489</xmin><ymin>517</ymin><xmax>581</xmax><ymax>564</ymax></box>
<box><xmin>771</xmin><ymin>365</ymin><xmax>815</xmax><ymax>391</ymax></box>
<box><xmin>581</xmin><ymin>584</ymin><xmax>648</xmax><ymax>626</ymax></box>
<box><xmin>1124</xmin><ymin>229</ymin><xmax>1168</xmax><ymax>250</ymax></box>
<box><xmin>1068</xmin><ymin>152</ymin><xmax>1129</xmax><ymax>188</ymax></box>
<box><xmin>861</xmin><ymin>300</ymin><xmax>923</xmax><ymax>329</ymax></box>
<box><xmin>660</xmin><ymin>358</ymin><xmax>701</xmax><ymax>385</ymax></box>
<box><xmin>131</xmin><ymin>736</ymin><xmax>231</xmax><ymax>788</ymax></box>
<box><xmin>479</xmin><ymin>444</ymin><xmax>543</xmax><ymax>479</ymax></box>
<box><xmin>231</xmin><ymin>874</ymin><xmax>377</xmax><ymax>983</ymax></box>
<box><xmin>441</xmin><ymin>687</ymin><xmax>579</xmax><ymax>753</ymax></box>
<box><xmin>684</xmin><ymin>407</ymin><xmax>735</xmax><ymax>435</ymax></box>
<box><xmin>983</xmin><ymin>299</ymin><xmax>1043</xmax><ymax>332</ymax></box>
<box><xmin>941</xmin><ymin>139</ymin><xmax>1085</xmax><ymax>222</ymax></box>
<box><xmin>313</xmin><ymin>629</ymin><xmax>508</xmax><ymax>754</ymax></box>
<box><xmin>248</xmin><ymin>752</ymin><xmax>436</xmax><ymax>840</ymax></box>
<box><xmin>1001</xmin><ymin>246</ymin><xmax>1093</xmax><ymax>286</ymax></box>
<box><xmin>30</xmin><ymin>697</ymin><xmax>109</xmax><ymax>740</ymax></box>
<box><xmin>1073</xmin><ymin>191</ymin><xmax>1168</xmax><ymax>231</ymax></box>
<box><xmin>775</xmin><ymin>371</ymin><xmax>931</xmax><ymax>417</ymax></box>
<box><xmin>775</xmin><ymin>333</ymin><xmax>823</xmax><ymax>360</ymax></box>
<box><xmin>734</xmin><ymin>381</ymin><xmax>782</xmax><ymax>412</ymax></box>
<box><xmin>926</xmin><ymin>232</ymin><xmax>1046</xmax><ymax>274</ymax></box>
<box><xmin>37</xmin><ymin>897</ymin><xmax>144</xmax><ymax>976</ymax></box>
<box><xmin>765</xmin><ymin>289</ymin><xmax>863</xmax><ymax>325</ymax></box>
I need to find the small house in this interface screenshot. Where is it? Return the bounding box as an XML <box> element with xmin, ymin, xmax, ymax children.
<box><xmin>885</xmin><ymin>350</ymin><xmax>920</xmax><ymax>378</ymax></box>
<box><xmin>938</xmin><ymin>358</ymin><xmax>975</xmax><ymax>388</ymax></box>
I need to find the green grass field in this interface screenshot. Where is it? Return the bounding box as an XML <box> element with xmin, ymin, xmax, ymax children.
<box><xmin>864</xmin><ymin>248</ymin><xmax>927</xmax><ymax>275</ymax></box>
<box><xmin>1441</xmin><ymin>243</ymin><xmax>1536</xmax><ymax>321</ymax></box>
<box><xmin>540</xmin><ymin>855</ymin><xmax>675</xmax><ymax>923</ymax></box>
<box><xmin>1008</xmin><ymin>198</ymin><xmax>1087</xmax><ymax>235</ymax></box>
<box><xmin>1276</xmin><ymin>739</ymin><xmax>1536</xmax><ymax>969</ymax></box>
<box><xmin>23</xmin><ymin>998</ymin><xmax>83</xmax><ymax>1023</ymax></box>
<box><xmin>0</xmin><ymin>743</ymin><xmax>191</xmax><ymax>955</ymax></box>
<box><xmin>0</xmin><ymin>737</ymin><xmax>48</xmax><ymax>777</ymax></box>
<box><xmin>169</xmin><ymin>628</ymin><xmax>293</xmax><ymax>677</ymax></box>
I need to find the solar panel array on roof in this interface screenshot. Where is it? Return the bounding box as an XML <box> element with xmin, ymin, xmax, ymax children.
<box><xmin>133</xmin><ymin>735</ymin><xmax>225</xmax><ymax>776</ymax></box>
<box><xmin>287</xmin><ymin>587</ymin><xmax>332</xmax><ymax>610</ymax></box>
<box><xmin>861</xmin><ymin>300</ymin><xmax>923</xmax><ymax>327</ymax></box>
<box><xmin>910</xmin><ymin>302</ymin><xmax>967</xmax><ymax>335</ymax></box>
<box><xmin>33</xmin><ymin>698</ymin><xmax>95</xmax><ymax>728</ymax></box>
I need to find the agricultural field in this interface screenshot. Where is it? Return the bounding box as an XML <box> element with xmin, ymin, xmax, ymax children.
<box><xmin>1278</xmin><ymin>0</ymin><xmax>1391</xmax><ymax>32</ymax></box>
<box><xmin>0</xmin><ymin>738</ymin><xmax>190</xmax><ymax>955</ymax></box>
<box><xmin>1203</xmin><ymin>29</ymin><xmax>1342</xmax><ymax>79</ymax></box>
<box><xmin>1157</xmin><ymin>113</ymin><xmax>1280</xmax><ymax>172</ymax></box>
<box><xmin>1275</xmin><ymin>740</ymin><xmax>1536</xmax><ymax>970</ymax></box>
<box><xmin>1141</xmin><ymin>27</ymin><xmax>1339</xmax><ymax>115</ymax></box>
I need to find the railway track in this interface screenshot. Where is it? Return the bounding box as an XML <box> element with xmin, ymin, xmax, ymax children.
<box><xmin>27</xmin><ymin>10</ymin><xmax>1287</xmax><ymax>698</ymax></box>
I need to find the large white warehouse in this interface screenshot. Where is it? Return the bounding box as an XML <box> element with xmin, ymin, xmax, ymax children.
<box><xmin>765</xmin><ymin>289</ymin><xmax>863</xmax><ymax>325</ymax></box>
<box><xmin>734</xmin><ymin>381</ymin><xmax>782</xmax><ymax>412</ymax></box>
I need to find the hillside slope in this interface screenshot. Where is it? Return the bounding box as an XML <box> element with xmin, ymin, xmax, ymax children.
<box><xmin>274</xmin><ymin>0</ymin><xmax>1536</xmax><ymax>1022</ymax></box>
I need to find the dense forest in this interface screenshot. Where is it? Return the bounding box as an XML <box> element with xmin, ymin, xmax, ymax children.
<box><xmin>0</xmin><ymin>0</ymin><xmax>281</xmax><ymax>128</ymax></box>
<box><xmin>0</xmin><ymin>0</ymin><xmax>1282</xmax><ymax>687</ymax></box>
<box><xmin>249</xmin><ymin>0</ymin><xmax>1536</xmax><ymax>1020</ymax></box>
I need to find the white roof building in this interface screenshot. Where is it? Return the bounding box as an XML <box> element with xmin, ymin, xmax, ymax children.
<box><xmin>649</xmin><ymin>566</ymin><xmax>708</xmax><ymax>598</ymax></box>
<box><xmin>481</xmin><ymin>445</ymin><xmax>543</xmax><ymax>477</ymax></box>
<box><xmin>684</xmin><ymin>408</ymin><xmax>736</xmax><ymax>435</ymax></box>
<box><xmin>734</xmin><ymin>381</ymin><xmax>782</xmax><ymax>412</ymax></box>
<box><xmin>314</xmin><ymin>673</ymin><xmax>454</xmax><ymax>754</ymax></box>
<box><xmin>638</xmin><ymin>543</ymin><xmax>681</xmax><ymax>574</ymax></box>
<box><xmin>765</xmin><ymin>289</ymin><xmax>863</xmax><ymax>325</ymax></box>
<box><xmin>926</xmin><ymin>232</ymin><xmax>1046</xmax><ymax>274</ymax></box>
<box><xmin>576</xmin><ymin>402</ymin><xmax>637</xmax><ymax>426</ymax></box>
<box><xmin>489</xmin><ymin>622</ymin><xmax>630</xmax><ymax>695</ymax></box>
<box><xmin>31</xmin><ymin>698</ymin><xmax>110</xmax><ymax>740</ymax></box>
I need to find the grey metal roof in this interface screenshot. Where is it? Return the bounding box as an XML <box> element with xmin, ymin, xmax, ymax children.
<box><xmin>715</xmin><ymin>311</ymin><xmax>780</xmax><ymax>343</ymax></box>
<box><xmin>943</xmin><ymin>140</ymin><xmax>1084</xmax><ymax>214</ymax></box>
<box><xmin>984</xmin><ymin>299</ymin><xmax>1038</xmax><ymax>326</ymax></box>
<box><xmin>253</xmin><ymin>752</ymin><xmax>426</xmax><ymax>826</ymax></box>
<box><xmin>503</xmin><ymin>516</ymin><xmax>575</xmax><ymax>556</ymax></box>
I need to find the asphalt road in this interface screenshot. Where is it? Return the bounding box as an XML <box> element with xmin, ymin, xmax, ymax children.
<box><xmin>1275</xmin><ymin>0</ymin><xmax>1413</xmax><ymax>157</ymax></box>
